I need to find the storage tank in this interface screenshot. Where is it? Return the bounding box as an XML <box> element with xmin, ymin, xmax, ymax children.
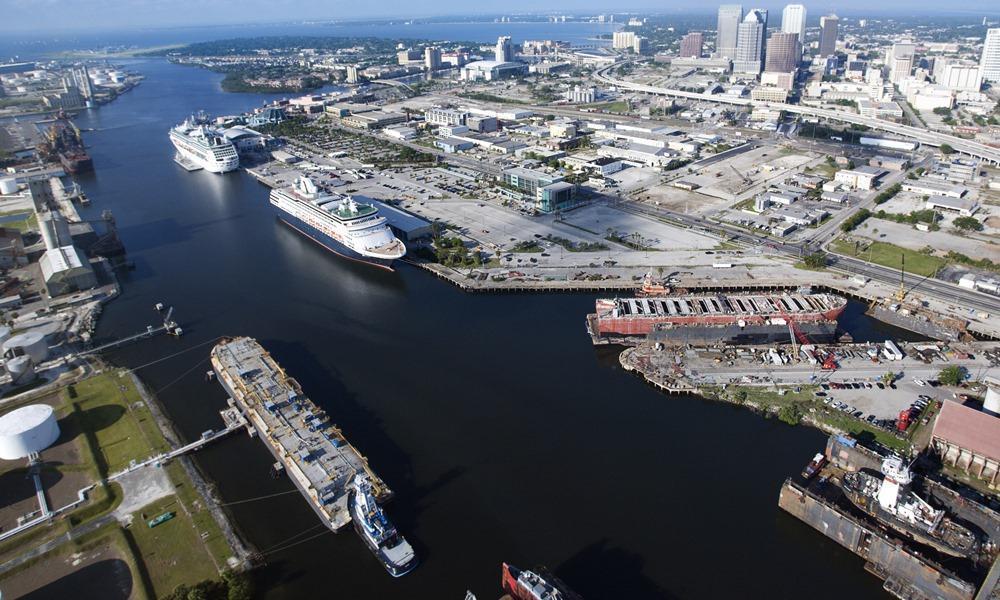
<box><xmin>37</xmin><ymin>211</ymin><xmax>72</xmax><ymax>251</ymax></box>
<box><xmin>2</xmin><ymin>331</ymin><xmax>48</xmax><ymax>363</ymax></box>
<box><xmin>0</xmin><ymin>178</ymin><xmax>17</xmax><ymax>195</ymax></box>
<box><xmin>0</xmin><ymin>404</ymin><xmax>60</xmax><ymax>460</ymax></box>
<box><xmin>985</xmin><ymin>377</ymin><xmax>1000</xmax><ymax>418</ymax></box>
<box><xmin>5</xmin><ymin>355</ymin><xmax>34</xmax><ymax>384</ymax></box>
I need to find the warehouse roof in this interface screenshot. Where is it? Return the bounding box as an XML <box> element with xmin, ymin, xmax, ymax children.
<box><xmin>932</xmin><ymin>401</ymin><xmax>1000</xmax><ymax>462</ymax></box>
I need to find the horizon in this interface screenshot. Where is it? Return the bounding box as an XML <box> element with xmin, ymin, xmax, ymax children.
<box><xmin>2</xmin><ymin>4</ymin><xmax>1000</xmax><ymax>37</ymax></box>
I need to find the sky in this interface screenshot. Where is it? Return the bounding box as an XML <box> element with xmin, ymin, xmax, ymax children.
<box><xmin>0</xmin><ymin>0</ymin><xmax>997</xmax><ymax>34</ymax></box>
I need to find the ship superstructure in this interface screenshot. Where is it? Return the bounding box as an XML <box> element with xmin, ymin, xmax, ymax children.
<box><xmin>210</xmin><ymin>337</ymin><xmax>392</xmax><ymax>532</ymax></box>
<box><xmin>842</xmin><ymin>457</ymin><xmax>978</xmax><ymax>557</ymax></box>
<box><xmin>349</xmin><ymin>474</ymin><xmax>417</xmax><ymax>577</ymax></box>
<box><xmin>169</xmin><ymin>115</ymin><xmax>239</xmax><ymax>173</ymax></box>
<box><xmin>587</xmin><ymin>291</ymin><xmax>847</xmax><ymax>345</ymax></box>
<box><xmin>501</xmin><ymin>563</ymin><xmax>581</xmax><ymax>600</ymax></box>
<box><xmin>269</xmin><ymin>176</ymin><xmax>406</xmax><ymax>270</ymax></box>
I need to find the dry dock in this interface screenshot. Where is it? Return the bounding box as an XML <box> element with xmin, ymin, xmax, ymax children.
<box><xmin>211</xmin><ymin>336</ymin><xmax>390</xmax><ymax>531</ymax></box>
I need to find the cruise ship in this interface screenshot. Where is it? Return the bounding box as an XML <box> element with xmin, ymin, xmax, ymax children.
<box><xmin>169</xmin><ymin>115</ymin><xmax>239</xmax><ymax>173</ymax></box>
<box><xmin>587</xmin><ymin>291</ymin><xmax>847</xmax><ymax>345</ymax></box>
<box><xmin>349</xmin><ymin>474</ymin><xmax>418</xmax><ymax>577</ymax></box>
<box><xmin>842</xmin><ymin>457</ymin><xmax>978</xmax><ymax>558</ymax></box>
<box><xmin>269</xmin><ymin>176</ymin><xmax>406</xmax><ymax>270</ymax></box>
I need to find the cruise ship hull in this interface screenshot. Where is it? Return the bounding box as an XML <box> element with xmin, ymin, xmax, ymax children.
<box><xmin>276</xmin><ymin>213</ymin><xmax>396</xmax><ymax>271</ymax></box>
<box><xmin>169</xmin><ymin>133</ymin><xmax>239</xmax><ymax>173</ymax></box>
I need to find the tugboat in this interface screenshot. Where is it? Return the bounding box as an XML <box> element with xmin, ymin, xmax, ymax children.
<box><xmin>348</xmin><ymin>474</ymin><xmax>417</xmax><ymax>577</ymax></box>
<box><xmin>801</xmin><ymin>453</ymin><xmax>827</xmax><ymax>480</ymax></box>
<box><xmin>501</xmin><ymin>563</ymin><xmax>582</xmax><ymax>600</ymax></box>
<box><xmin>842</xmin><ymin>457</ymin><xmax>978</xmax><ymax>557</ymax></box>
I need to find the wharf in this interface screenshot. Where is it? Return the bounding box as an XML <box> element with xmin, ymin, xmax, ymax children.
<box><xmin>210</xmin><ymin>336</ymin><xmax>390</xmax><ymax>531</ymax></box>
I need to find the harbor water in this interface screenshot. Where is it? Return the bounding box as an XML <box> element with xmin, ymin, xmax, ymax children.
<box><xmin>72</xmin><ymin>58</ymin><xmax>893</xmax><ymax>599</ymax></box>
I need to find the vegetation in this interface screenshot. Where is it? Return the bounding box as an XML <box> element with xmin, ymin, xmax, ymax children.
<box><xmin>583</xmin><ymin>100</ymin><xmax>630</xmax><ymax>113</ymax></box>
<box><xmin>872</xmin><ymin>183</ymin><xmax>902</xmax><ymax>205</ymax></box>
<box><xmin>938</xmin><ymin>365</ymin><xmax>967</xmax><ymax>386</ymax></box>
<box><xmin>873</xmin><ymin>208</ymin><xmax>940</xmax><ymax>230</ymax></box>
<box><xmin>777</xmin><ymin>403</ymin><xmax>804</xmax><ymax>425</ymax></box>
<box><xmin>220</xmin><ymin>71</ymin><xmax>325</xmax><ymax>93</ymax></box>
<box><xmin>0</xmin><ymin>209</ymin><xmax>38</xmax><ymax>232</ymax></box>
<box><xmin>511</xmin><ymin>240</ymin><xmax>543</xmax><ymax>253</ymax></box>
<box><xmin>430</xmin><ymin>235</ymin><xmax>480</xmax><ymax>267</ymax></box>
<box><xmin>840</xmin><ymin>208</ymin><xmax>871</xmax><ymax>232</ymax></box>
<box><xmin>153</xmin><ymin>36</ymin><xmax>417</xmax><ymax>57</ymax></box>
<box><xmin>830</xmin><ymin>239</ymin><xmax>947</xmax><ymax>277</ymax></box>
<box><xmin>943</xmin><ymin>251</ymin><xmax>999</xmax><ymax>273</ymax></box>
<box><xmin>544</xmin><ymin>235</ymin><xmax>609</xmax><ymax>252</ymax></box>
<box><xmin>457</xmin><ymin>92</ymin><xmax>529</xmax><ymax>105</ymax></box>
<box><xmin>939</xmin><ymin>143</ymin><xmax>955</xmax><ymax>155</ymax></box>
<box><xmin>801</xmin><ymin>252</ymin><xmax>828</xmax><ymax>269</ymax></box>
<box><xmin>952</xmin><ymin>216</ymin><xmax>983</xmax><ymax>231</ymax></box>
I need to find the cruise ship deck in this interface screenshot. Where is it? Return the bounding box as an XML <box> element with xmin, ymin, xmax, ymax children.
<box><xmin>211</xmin><ymin>337</ymin><xmax>391</xmax><ymax>531</ymax></box>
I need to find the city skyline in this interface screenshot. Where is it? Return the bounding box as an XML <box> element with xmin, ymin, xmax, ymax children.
<box><xmin>2</xmin><ymin>3</ymin><xmax>1000</xmax><ymax>34</ymax></box>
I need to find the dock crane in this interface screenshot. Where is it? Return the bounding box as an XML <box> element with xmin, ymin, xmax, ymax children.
<box><xmin>730</xmin><ymin>164</ymin><xmax>754</xmax><ymax>194</ymax></box>
<box><xmin>779</xmin><ymin>302</ymin><xmax>837</xmax><ymax>371</ymax></box>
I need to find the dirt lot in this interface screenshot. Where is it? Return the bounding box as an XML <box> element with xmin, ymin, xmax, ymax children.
<box><xmin>0</xmin><ymin>541</ymin><xmax>133</xmax><ymax>600</ymax></box>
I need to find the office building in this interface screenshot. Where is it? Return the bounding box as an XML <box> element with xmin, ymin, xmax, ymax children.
<box><xmin>495</xmin><ymin>36</ymin><xmax>514</xmax><ymax>62</ymax></box>
<box><xmin>397</xmin><ymin>49</ymin><xmax>420</xmax><ymax>65</ymax></box>
<box><xmin>716</xmin><ymin>5</ymin><xmax>743</xmax><ymax>59</ymax></box>
<box><xmin>346</xmin><ymin>65</ymin><xmax>360</xmax><ymax>83</ymax></box>
<box><xmin>981</xmin><ymin>28</ymin><xmax>1000</xmax><ymax>83</ymax></box>
<box><xmin>425</xmin><ymin>46</ymin><xmax>442</xmax><ymax>71</ymax></box>
<box><xmin>890</xmin><ymin>43</ymin><xmax>916</xmax><ymax>85</ymax></box>
<box><xmin>818</xmin><ymin>14</ymin><xmax>839</xmax><ymax>57</ymax></box>
<box><xmin>765</xmin><ymin>32</ymin><xmax>799</xmax><ymax>73</ymax></box>
<box><xmin>734</xmin><ymin>9</ymin><xmax>768</xmax><ymax>75</ymax></box>
<box><xmin>938</xmin><ymin>63</ymin><xmax>982</xmax><ymax>91</ymax></box>
<box><xmin>461</xmin><ymin>60</ymin><xmax>527</xmax><ymax>81</ymax></box>
<box><xmin>679</xmin><ymin>32</ymin><xmax>705</xmax><ymax>58</ymax></box>
<box><xmin>633</xmin><ymin>36</ymin><xmax>652</xmax><ymax>55</ymax></box>
<box><xmin>781</xmin><ymin>4</ymin><xmax>807</xmax><ymax>41</ymax></box>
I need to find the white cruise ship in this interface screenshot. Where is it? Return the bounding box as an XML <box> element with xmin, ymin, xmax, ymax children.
<box><xmin>169</xmin><ymin>116</ymin><xmax>239</xmax><ymax>173</ymax></box>
<box><xmin>269</xmin><ymin>176</ymin><xmax>406</xmax><ymax>270</ymax></box>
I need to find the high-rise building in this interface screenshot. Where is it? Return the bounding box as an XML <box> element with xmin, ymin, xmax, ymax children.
<box><xmin>765</xmin><ymin>32</ymin><xmax>800</xmax><ymax>73</ymax></box>
<box><xmin>818</xmin><ymin>14</ymin><xmax>839</xmax><ymax>57</ymax></box>
<box><xmin>612</xmin><ymin>31</ymin><xmax>637</xmax><ymax>50</ymax></box>
<box><xmin>425</xmin><ymin>46</ymin><xmax>442</xmax><ymax>71</ymax></box>
<box><xmin>72</xmin><ymin>66</ymin><xmax>94</xmax><ymax>102</ymax></box>
<box><xmin>679</xmin><ymin>32</ymin><xmax>705</xmax><ymax>58</ymax></box>
<box><xmin>781</xmin><ymin>4</ymin><xmax>807</xmax><ymax>41</ymax></box>
<box><xmin>890</xmin><ymin>42</ymin><xmax>915</xmax><ymax>84</ymax></box>
<box><xmin>716</xmin><ymin>5</ymin><xmax>743</xmax><ymax>59</ymax></box>
<box><xmin>734</xmin><ymin>9</ymin><xmax>768</xmax><ymax>75</ymax></box>
<box><xmin>981</xmin><ymin>28</ymin><xmax>1000</xmax><ymax>83</ymax></box>
<box><xmin>633</xmin><ymin>36</ymin><xmax>652</xmax><ymax>56</ymax></box>
<box><xmin>495</xmin><ymin>36</ymin><xmax>514</xmax><ymax>62</ymax></box>
<box><xmin>346</xmin><ymin>65</ymin><xmax>360</xmax><ymax>84</ymax></box>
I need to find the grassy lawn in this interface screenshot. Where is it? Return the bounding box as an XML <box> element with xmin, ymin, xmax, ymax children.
<box><xmin>584</xmin><ymin>100</ymin><xmax>630</xmax><ymax>113</ymax></box>
<box><xmin>812</xmin><ymin>408</ymin><xmax>909</xmax><ymax>452</ymax></box>
<box><xmin>126</xmin><ymin>496</ymin><xmax>218</xmax><ymax>598</ymax></box>
<box><xmin>164</xmin><ymin>461</ymin><xmax>233</xmax><ymax>569</ymax></box>
<box><xmin>69</xmin><ymin>371</ymin><xmax>169</xmax><ymax>476</ymax></box>
<box><xmin>829</xmin><ymin>239</ymin><xmax>947</xmax><ymax>278</ymax></box>
<box><xmin>0</xmin><ymin>209</ymin><xmax>38</xmax><ymax>233</ymax></box>
<box><xmin>740</xmin><ymin>385</ymin><xmax>817</xmax><ymax>407</ymax></box>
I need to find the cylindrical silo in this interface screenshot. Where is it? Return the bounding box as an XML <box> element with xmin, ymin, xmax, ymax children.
<box><xmin>5</xmin><ymin>355</ymin><xmax>34</xmax><ymax>384</ymax></box>
<box><xmin>2</xmin><ymin>332</ymin><xmax>48</xmax><ymax>363</ymax></box>
<box><xmin>0</xmin><ymin>404</ymin><xmax>60</xmax><ymax>460</ymax></box>
<box><xmin>0</xmin><ymin>178</ymin><xmax>17</xmax><ymax>195</ymax></box>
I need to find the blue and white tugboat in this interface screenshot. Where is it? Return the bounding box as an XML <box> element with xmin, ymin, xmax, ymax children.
<box><xmin>349</xmin><ymin>474</ymin><xmax>418</xmax><ymax>577</ymax></box>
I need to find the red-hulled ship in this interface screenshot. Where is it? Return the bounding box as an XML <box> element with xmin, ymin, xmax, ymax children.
<box><xmin>587</xmin><ymin>291</ymin><xmax>847</xmax><ymax>345</ymax></box>
<box><xmin>501</xmin><ymin>563</ymin><xmax>581</xmax><ymax>600</ymax></box>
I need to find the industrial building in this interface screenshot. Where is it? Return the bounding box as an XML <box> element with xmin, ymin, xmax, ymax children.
<box><xmin>930</xmin><ymin>401</ymin><xmax>1000</xmax><ymax>486</ymax></box>
<box><xmin>39</xmin><ymin>245</ymin><xmax>97</xmax><ymax>296</ymax></box>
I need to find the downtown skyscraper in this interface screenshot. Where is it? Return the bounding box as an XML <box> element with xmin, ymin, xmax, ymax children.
<box><xmin>819</xmin><ymin>14</ymin><xmax>839</xmax><ymax>57</ymax></box>
<box><xmin>765</xmin><ymin>31</ymin><xmax>800</xmax><ymax>73</ymax></box>
<box><xmin>716</xmin><ymin>5</ymin><xmax>743</xmax><ymax>59</ymax></box>
<box><xmin>734</xmin><ymin>9</ymin><xmax>768</xmax><ymax>75</ymax></box>
<box><xmin>981</xmin><ymin>28</ymin><xmax>1000</xmax><ymax>83</ymax></box>
<box><xmin>781</xmin><ymin>4</ymin><xmax>807</xmax><ymax>41</ymax></box>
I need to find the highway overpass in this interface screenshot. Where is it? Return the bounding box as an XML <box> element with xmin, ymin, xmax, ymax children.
<box><xmin>595</xmin><ymin>67</ymin><xmax>1000</xmax><ymax>165</ymax></box>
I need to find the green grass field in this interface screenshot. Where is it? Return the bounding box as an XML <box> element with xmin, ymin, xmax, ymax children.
<box><xmin>584</xmin><ymin>100</ymin><xmax>630</xmax><ymax>113</ymax></box>
<box><xmin>126</xmin><ymin>496</ymin><xmax>218</xmax><ymax>598</ymax></box>
<box><xmin>0</xmin><ymin>209</ymin><xmax>38</xmax><ymax>233</ymax></box>
<box><xmin>830</xmin><ymin>239</ymin><xmax>947</xmax><ymax>278</ymax></box>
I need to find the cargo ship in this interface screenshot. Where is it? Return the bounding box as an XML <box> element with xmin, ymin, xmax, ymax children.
<box><xmin>210</xmin><ymin>337</ymin><xmax>395</xmax><ymax>536</ymax></box>
<box><xmin>842</xmin><ymin>457</ymin><xmax>978</xmax><ymax>558</ymax></box>
<box><xmin>269</xmin><ymin>176</ymin><xmax>405</xmax><ymax>270</ymax></box>
<box><xmin>587</xmin><ymin>291</ymin><xmax>846</xmax><ymax>345</ymax></box>
<box><xmin>349</xmin><ymin>474</ymin><xmax>418</xmax><ymax>577</ymax></box>
<box><xmin>501</xmin><ymin>563</ymin><xmax>582</xmax><ymax>600</ymax></box>
<box><xmin>37</xmin><ymin>113</ymin><xmax>93</xmax><ymax>174</ymax></box>
<box><xmin>169</xmin><ymin>114</ymin><xmax>239</xmax><ymax>173</ymax></box>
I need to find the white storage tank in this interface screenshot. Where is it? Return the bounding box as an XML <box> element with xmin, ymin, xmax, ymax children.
<box><xmin>0</xmin><ymin>178</ymin><xmax>17</xmax><ymax>195</ymax></box>
<box><xmin>2</xmin><ymin>331</ymin><xmax>48</xmax><ymax>363</ymax></box>
<box><xmin>0</xmin><ymin>404</ymin><xmax>60</xmax><ymax>460</ymax></box>
<box><xmin>6</xmin><ymin>355</ymin><xmax>35</xmax><ymax>384</ymax></box>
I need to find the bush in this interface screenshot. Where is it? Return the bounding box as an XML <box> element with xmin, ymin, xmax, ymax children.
<box><xmin>803</xmin><ymin>252</ymin><xmax>827</xmax><ymax>269</ymax></box>
<box><xmin>778</xmin><ymin>404</ymin><xmax>803</xmax><ymax>426</ymax></box>
<box><xmin>840</xmin><ymin>209</ymin><xmax>871</xmax><ymax>232</ymax></box>
<box><xmin>939</xmin><ymin>143</ymin><xmax>955</xmax><ymax>155</ymax></box>
<box><xmin>938</xmin><ymin>365</ymin><xmax>967</xmax><ymax>386</ymax></box>
<box><xmin>953</xmin><ymin>216</ymin><xmax>983</xmax><ymax>231</ymax></box>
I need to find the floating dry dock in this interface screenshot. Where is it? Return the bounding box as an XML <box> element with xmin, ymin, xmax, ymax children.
<box><xmin>211</xmin><ymin>336</ymin><xmax>391</xmax><ymax>531</ymax></box>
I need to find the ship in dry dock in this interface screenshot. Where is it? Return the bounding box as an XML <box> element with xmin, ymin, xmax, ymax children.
<box><xmin>587</xmin><ymin>291</ymin><xmax>847</xmax><ymax>345</ymax></box>
<box><xmin>842</xmin><ymin>456</ymin><xmax>978</xmax><ymax>558</ymax></box>
<box><xmin>211</xmin><ymin>336</ymin><xmax>415</xmax><ymax>573</ymax></box>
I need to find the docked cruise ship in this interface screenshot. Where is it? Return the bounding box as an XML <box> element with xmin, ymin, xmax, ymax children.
<box><xmin>169</xmin><ymin>116</ymin><xmax>239</xmax><ymax>173</ymax></box>
<box><xmin>269</xmin><ymin>176</ymin><xmax>406</xmax><ymax>270</ymax></box>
